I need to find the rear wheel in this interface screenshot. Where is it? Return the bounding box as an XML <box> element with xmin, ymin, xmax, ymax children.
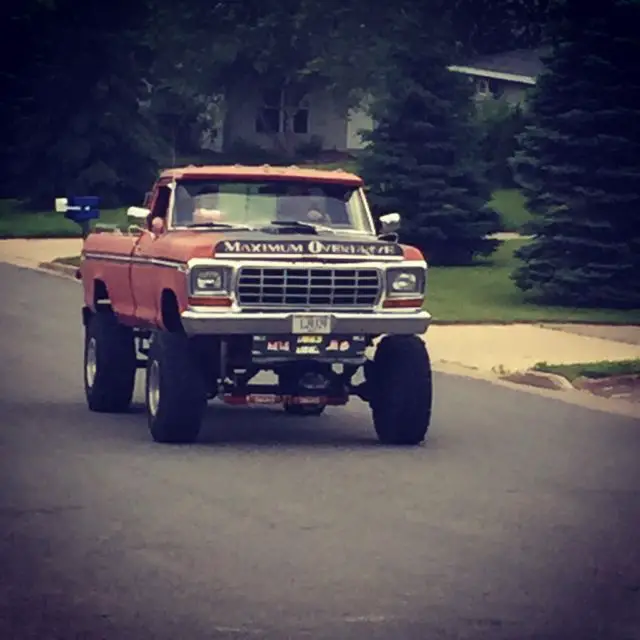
<box><xmin>367</xmin><ymin>335</ymin><xmax>433</xmax><ymax>445</ymax></box>
<box><xmin>145</xmin><ymin>332</ymin><xmax>207</xmax><ymax>444</ymax></box>
<box><xmin>84</xmin><ymin>312</ymin><xmax>136</xmax><ymax>413</ymax></box>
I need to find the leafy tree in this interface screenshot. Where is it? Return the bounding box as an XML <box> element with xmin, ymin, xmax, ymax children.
<box><xmin>445</xmin><ymin>0</ymin><xmax>556</xmax><ymax>56</ymax></box>
<box><xmin>359</xmin><ymin>27</ymin><xmax>502</xmax><ymax>266</ymax></box>
<box><xmin>510</xmin><ymin>0</ymin><xmax>640</xmax><ymax>308</ymax></box>
<box><xmin>147</xmin><ymin>0</ymin><xmax>394</xmax><ymax>155</ymax></box>
<box><xmin>5</xmin><ymin>0</ymin><xmax>164</xmax><ymax>208</ymax></box>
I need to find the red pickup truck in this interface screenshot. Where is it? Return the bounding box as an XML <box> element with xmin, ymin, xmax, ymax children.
<box><xmin>79</xmin><ymin>164</ymin><xmax>433</xmax><ymax>445</ymax></box>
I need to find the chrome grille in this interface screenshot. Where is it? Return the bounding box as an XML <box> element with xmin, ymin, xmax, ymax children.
<box><xmin>236</xmin><ymin>267</ymin><xmax>381</xmax><ymax>308</ymax></box>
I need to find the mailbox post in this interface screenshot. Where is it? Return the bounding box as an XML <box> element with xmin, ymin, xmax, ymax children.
<box><xmin>55</xmin><ymin>196</ymin><xmax>100</xmax><ymax>238</ymax></box>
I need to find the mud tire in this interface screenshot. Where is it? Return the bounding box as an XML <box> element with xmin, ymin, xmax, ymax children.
<box><xmin>145</xmin><ymin>332</ymin><xmax>207</xmax><ymax>444</ymax></box>
<box><xmin>84</xmin><ymin>312</ymin><xmax>136</xmax><ymax>413</ymax></box>
<box><xmin>367</xmin><ymin>335</ymin><xmax>433</xmax><ymax>445</ymax></box>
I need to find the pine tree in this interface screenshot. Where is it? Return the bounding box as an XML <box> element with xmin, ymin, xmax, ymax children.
<box><xmin>511</xmin><ymin>0</ymin><xmax>640</xmax><ymax>309</ymax></box>
<box><xmin>359</xmin><ymin>35</ymin><xmax>502</xmax><ymax>266</ymax></box>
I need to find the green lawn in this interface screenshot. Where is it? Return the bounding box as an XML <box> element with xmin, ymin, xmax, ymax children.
<box><xmin>533</xmin><ymin>359</ymin><xmax>640</xmax><ymax>382</ymax></box>
<box><xmin>1</xmin><ymin>185</ymin><xmax>525</xmax><ymax>238</ymax></box>
<box><xmin>0</xmin><ymin>199</ymin><xmax>126</xmax><ymax>238</ymax></box>
<box><xmin>54</xmin><ymin>240</ymin><xmax>640</xmax><ymax>324</ymax></box>
<box><xmin>489</xmin><ymin>188</ymin><xmax>533</xmax><ymax>233</ymax></box>
<box><xmin>426</xmin><ymin>240</ymin><xmax>640</xmax><ymax>324</ymax></box>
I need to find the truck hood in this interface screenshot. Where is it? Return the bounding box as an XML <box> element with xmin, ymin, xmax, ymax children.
<box><xmin>159</xmin><ymin>229</ymin><xmax>420</xmax><ymax>262</ymax></box>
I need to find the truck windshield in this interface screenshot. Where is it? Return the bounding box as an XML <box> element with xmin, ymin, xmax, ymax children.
<box><xmin>171</xmin><ymin>179</ymin><xmax>375</xmax><ymax>234</ymax></box>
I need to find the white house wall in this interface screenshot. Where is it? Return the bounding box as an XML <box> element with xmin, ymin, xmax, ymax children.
<box><xmin>346</xmin><ymin>104</ymin><xmax>373</xmax><ymax>150</ymax></box>
<box><xmin>224</xmin><ymin>85</ymin><xmax>348</xmax><ymax>152</ymax></box>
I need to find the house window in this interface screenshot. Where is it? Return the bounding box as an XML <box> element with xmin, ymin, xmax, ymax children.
<box><xmin>256</xmin><ymin>87</ymin><xmax>282</xmax><ymax>134</ymax></box>
<box><xmin>255</xmin><ymin>87</ymin><xmax>309</xmax><ymax>134</ymax></box>
<box><xmin>292</xmin><ymin>108</ymin><xmax>309</xmax><ymax>134</ymax></box>
<box><xmin>476</xmin><ymin>78</ymin><xmax>491</xmax><ymax>96</ymax></box>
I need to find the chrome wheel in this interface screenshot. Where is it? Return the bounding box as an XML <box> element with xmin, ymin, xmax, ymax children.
<box><xmin>85</xmin><ymin>337</ymin><xmax>97</xmax><ymax>389</ymax></box>
<box><xmin>147</xmin><ymin>360</ymin><xmax>161</xmax><ymax>417</ymax></box>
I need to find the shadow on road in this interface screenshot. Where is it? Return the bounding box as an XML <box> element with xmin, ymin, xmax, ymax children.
<box><xmin>12</xmin><ymin>399</ymin><xmax>424</xmax><ymax>450</ymax></box>
<box><xmin>196</xmin><ymin>402</ymin><xmax>383</xmax><ymax>448</ymax></box>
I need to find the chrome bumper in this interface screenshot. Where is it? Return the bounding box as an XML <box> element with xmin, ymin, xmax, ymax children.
<box><xmin>180</xmin><ymin>308</ymin><xmax>432</xmax><ymax>336</ymax></box>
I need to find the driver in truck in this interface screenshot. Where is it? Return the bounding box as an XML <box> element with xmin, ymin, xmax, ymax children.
<box><xmin>278</xmin><ymin>185</ymin><xmax>332</xmax><ymax>225</ymax></box>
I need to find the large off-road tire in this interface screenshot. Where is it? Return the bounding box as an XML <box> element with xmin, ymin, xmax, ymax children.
<box><xmin>367</xmin><ymin>335</ymin><xmax>433</xmax><ymax>445</ymax></box>
<box><xmin>84</xmin><ymin>311</ymin><xmax>136</xmax><ymax>413</ymax></box>
<box><xmin>145</xmin><ymin>332</ymin><xmax>207</xmax><ymax>444</ymax></box>
<box><xmin>283</xmin><ymin>401</ymin><xmax>326</xmax><ymax>416</ymax></box>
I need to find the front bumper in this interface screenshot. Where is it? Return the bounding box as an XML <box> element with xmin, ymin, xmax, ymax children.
<box><xmin>180</xmin><ymin>308</ymin><xmax>432</xmax><ymax>336</ymax></box>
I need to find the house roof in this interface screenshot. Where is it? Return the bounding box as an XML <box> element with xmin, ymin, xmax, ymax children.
<box><xmin>448</xmin><ymin>47</ymin><xmax>550</xmax><ymax>85</ymax></box>
<box><xmin>159</xmin><ymin>165</ymin><xmax>363</xmax><ymax>186</ymax></box>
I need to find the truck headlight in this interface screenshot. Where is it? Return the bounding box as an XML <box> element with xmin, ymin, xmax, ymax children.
<box><xmin>190</xmin><ymin>267</ymin><xmax>231</xmax><ymax>295</ymax></box>
<box><xmin>385</xmin><ymin>267</ymin><xmax>426</xmax><ymax>297</ymax></box>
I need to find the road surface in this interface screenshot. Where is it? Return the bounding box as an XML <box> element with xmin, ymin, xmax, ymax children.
<box><xmin>1</xmin><ymin>263</ymin><xmax>639</xmax><ymax>640</ymax></box>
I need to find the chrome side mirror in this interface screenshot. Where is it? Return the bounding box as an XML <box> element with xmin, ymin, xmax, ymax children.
<box><xmin>379</xmin><ymin>212</ymin><xmax>401</xmax><ymax>234</ymax></box>
<box><xmin>127</xmin><ymin>206</ymin><xmax>150</xmax><ymax>221</ymax></box>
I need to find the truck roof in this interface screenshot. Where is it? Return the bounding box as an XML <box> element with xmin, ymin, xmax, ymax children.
<box><xmin>158</xmin><ymin>164</ymin><xmax>364</xmax><ymax>186</ymax></box>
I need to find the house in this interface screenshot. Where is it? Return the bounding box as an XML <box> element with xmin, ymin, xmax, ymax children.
<box><xmin>210</xmin><ymin>48</ymin><xmax>547</xmax><ymax>155</ymax></box>
<box><xmin>448</xmin><ymin>47</ymin><xmax>549</xmax><ymax>105</ymax></box>
<box><xmin>207</xmin><ymin>83</ymin><xmax>373</xmax><ymax>155</ymax></box>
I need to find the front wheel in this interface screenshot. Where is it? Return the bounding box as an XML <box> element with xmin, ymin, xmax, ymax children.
<box><xmin>84</xmin><ymin>312</ymin><xmax>136</xmax><ymax>413</ymax></box>
<box><xmin>145</xmin><ymin>332</ymin><xmax>207</xmax><ymax>444</ymax></box>
<box><xmin>367</xmin><ymin>335</ymin><xmax>433</xmax><ymax>445</ymax></box>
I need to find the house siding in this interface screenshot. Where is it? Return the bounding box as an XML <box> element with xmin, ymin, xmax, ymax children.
<box><xmin>223</xmin><ymin>85</ymin><xmax>349</xmax><ymax>152</ymax></box>
<box><xmin>346</xmin><ymin>104</ymin><xmax>373</xmax><ymax>150</ymax></box>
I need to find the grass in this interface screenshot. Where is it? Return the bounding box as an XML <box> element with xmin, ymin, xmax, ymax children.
<box><xmin>426</xmin><ymin>239</ymin><xmax>640</xmax><ymax>324</ymax></box>
<box><xmin>533</xmin><ymin>359</ymin><xmax>640</xmax><ymax>382</ymax></box>
<box><xmin>53</xmin><ymin>240</ymin><xmax>640</xmax><ymax>325</ymax></box>
<box><xmin>1</xmin><ymin>185</ymin><xmax>528</xmax><ymax>239</ymax></box>
<box><xmin>489</xmin><ymin>188</ymin><xmax>533</xmax><ymax>233</ymax></box>
<box><xmin>0</xmin><ymin>199</ymin><xmax>126</xmax><ymax>238</ymax></box>
<box><xmin>0</xmin><ymin>162</ymin><xmax>358</xmax><ymax>239</ymax></box>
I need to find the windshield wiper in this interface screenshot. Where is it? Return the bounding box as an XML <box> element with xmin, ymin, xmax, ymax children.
<box><xmin>264</xmin><ymin>220</ymin><xmax>337</xmax><ymax>234</ymax></box>
<box><xmin>184</xmin><ymin>222</ymin><xmax>255</xmax><ymax>231</ymax></box>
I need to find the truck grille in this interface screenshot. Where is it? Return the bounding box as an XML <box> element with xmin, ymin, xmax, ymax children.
<box><xmin>236</xmin><ymin>267</ymin><xmax>380</xmax><ymax>308</ymax></box>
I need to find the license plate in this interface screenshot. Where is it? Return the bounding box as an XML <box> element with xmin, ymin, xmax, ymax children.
<box><xmin>291</xmin><ymin>314</ymin><xmax>332</xmax><ymax>335</ymax></box>
<box><xmin>252</xmin><ymin>335</ymin><xmax>367</xmax><ymax>359</ymax></box>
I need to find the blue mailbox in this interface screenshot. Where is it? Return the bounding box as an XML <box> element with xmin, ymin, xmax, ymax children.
<box><xmin>55</xmin><ymin>196</ymin><xmax>100</xmax><ymax>237</ymax></box>
<box><xmin>55</xmin><ymin>196</ymin><xmax>100</xmax><ymax>223</ymax></box>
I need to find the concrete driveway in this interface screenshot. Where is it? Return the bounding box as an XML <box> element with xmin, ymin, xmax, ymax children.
<box><xmin>1</xmin><ymin>263</ymin><xmax>639</xmax><ymax>639</ymax></box>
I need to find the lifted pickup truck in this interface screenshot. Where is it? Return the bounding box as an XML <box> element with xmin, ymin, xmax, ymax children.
<box><xmin>77</xmin><ymin>164</ymin><xmax>433</xmax><ymax>445</ymax></box>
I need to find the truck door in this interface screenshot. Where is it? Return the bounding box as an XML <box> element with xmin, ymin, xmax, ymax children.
<box><xmin>130</xmin><ymin>183</ymin><xmax>171</xmax><ymax>325</ymax></box>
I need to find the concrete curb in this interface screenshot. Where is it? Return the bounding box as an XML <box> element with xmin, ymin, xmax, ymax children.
<box><xmin>38</xmin><ymin>260</ymin><xmax>80</xmax><ymax>279</ymax></box>
<box><xmin>500</xmin><ymin>369</ymin><xmax>575</xmax><ymax>391</ymax></box>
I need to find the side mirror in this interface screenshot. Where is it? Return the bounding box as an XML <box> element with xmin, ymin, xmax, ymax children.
<box><xmin>379</xmin><ymin>212</ymin><xmax>401</xmax><ymax>234</ymax></box>
<box><xmin>127</xmin><ymin>206</ymin><xmax>150</xmax><ymax>221</ymax></box>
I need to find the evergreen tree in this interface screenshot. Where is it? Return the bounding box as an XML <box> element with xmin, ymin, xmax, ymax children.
<box><xmin>510</xmin><ymin>0</ymin><xmax>640</xmax><ymax>309</ymax></box>
<box><xmin>359</xmin><ymin>34</ymin><xmax>502</xmax><ymax>266</ymax></box>
<box><xmin>476</xmin><ymin>97</ymin><xmax>529</xmax><ymax>189</ymax></box>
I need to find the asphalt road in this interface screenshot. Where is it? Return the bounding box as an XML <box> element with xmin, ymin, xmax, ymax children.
<box><xmin>1</xmin><ymin>262</ymin><xmax>639</xmax><ymax>640</ymax></box>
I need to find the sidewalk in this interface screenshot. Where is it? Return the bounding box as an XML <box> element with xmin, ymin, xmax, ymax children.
<box><xmin>0</xmin><ymin>238</ymin><xmax>82</xmax><ymax>270</ymax></box>
<box><xmin>1</xmin><ymin>238</ymin><xmax>639</xmax><ymax>377</ymax></box>
<box><xmin>425</xmin><ymin>324</ymin><xmax>640</xmax><ymax>373</ymax></box>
